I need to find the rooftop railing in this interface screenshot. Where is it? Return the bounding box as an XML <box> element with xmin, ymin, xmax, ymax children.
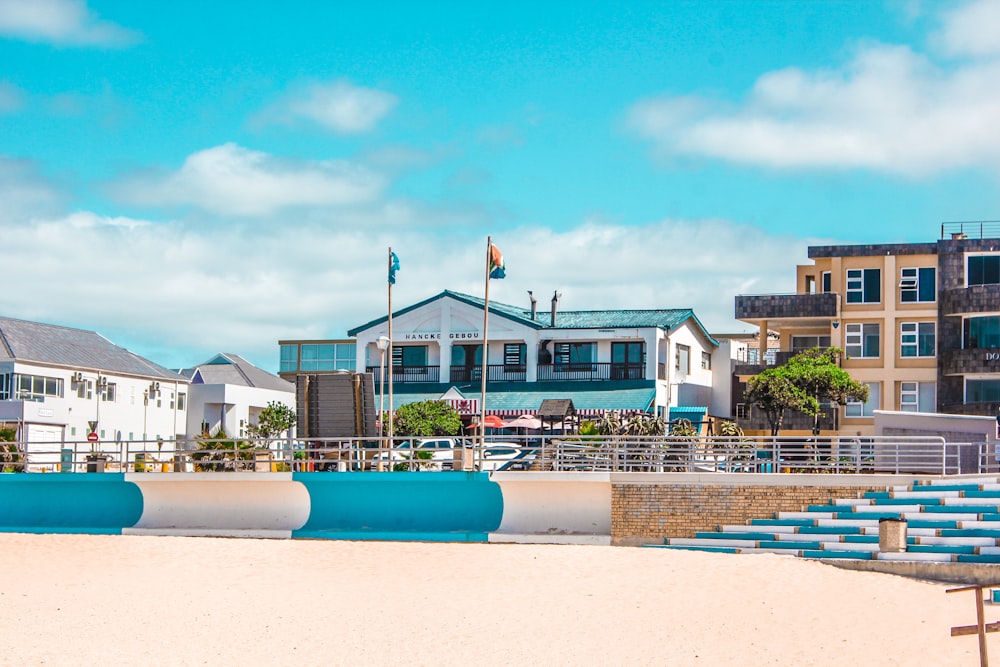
<box><xmin>941</xmin><ymin>220</ymin><xmax>1000</xmax><ymax>240</ymax></box>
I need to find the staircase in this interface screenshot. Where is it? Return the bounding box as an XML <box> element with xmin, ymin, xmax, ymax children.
<box><xmin>649</xmin><ymin>477</ymin><xmax>1000</xmax><ymax>564</ymax></box>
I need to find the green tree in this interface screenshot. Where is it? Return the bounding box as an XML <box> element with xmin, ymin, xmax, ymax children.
<box><xmin>246</xmin><ymin>401</ymin><xmax>296</xmax><ymax>446</ymax></box>
<box><xmin>392</xmin><ymin>400</ymin><xmax>462</xmax><ymax>437</ymax></box>
<box><xmin>0</xmin><ymin>427</ymin><xmax>24</xmax><ymax>473</ymax></box>
<box><xmin>744</xmin><ymin>347</ymin><xmax>869</xmax><ymax>436</ymax></box>
<box><xmin>784</xmin><ymin>348</ymin><xmax>869</xmax><ymax>435</ymax></box>
<box><xmin>744</xmin><ymin>366</ymin><xmax>813</xmax><ymax>436</ymax></box>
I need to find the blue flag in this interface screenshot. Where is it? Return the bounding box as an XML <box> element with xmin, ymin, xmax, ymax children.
<box><xmin>389</xmin><ymin>251</ymin><xmax>400</xmax><ymax>284</ymax></box>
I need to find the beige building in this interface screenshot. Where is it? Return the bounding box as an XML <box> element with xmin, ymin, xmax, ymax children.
<box><xmin>735</xmin><ymin>223</ymin><xmax>1000</xmax><ymax>436</ymax></box>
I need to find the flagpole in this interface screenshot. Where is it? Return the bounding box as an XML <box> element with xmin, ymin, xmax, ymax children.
<box><xmin>387</xmin><ymin>247</ymin><xmax>395</xmax><ymax>446</ymax></box>
<box><xmin>480</xmin><ymin>236</ymin><xmax>491</xmax><ymax>451</ymax></box>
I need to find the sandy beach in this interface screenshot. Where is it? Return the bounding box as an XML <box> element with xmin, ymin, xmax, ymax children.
<box><xmin>0</xmin><ymin>533</ymin><xmax>985</xmax><ymax>666</ymax></box>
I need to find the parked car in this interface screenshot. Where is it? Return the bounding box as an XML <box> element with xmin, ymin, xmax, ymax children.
<box><xmin>371</xmin><ymin>438</ymin><xmax>466</xmax><ymax>470</ymax></box>
<box><xmin>479</xmin><ymin>443</ymin><xmax>534</xmax><ymax>472</ymax></box>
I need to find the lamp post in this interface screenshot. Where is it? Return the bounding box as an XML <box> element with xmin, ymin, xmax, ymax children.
<box><xmin>376</xmin><ymin>335</ymin><xmax>390</xmax><ymax>471</ymax></box>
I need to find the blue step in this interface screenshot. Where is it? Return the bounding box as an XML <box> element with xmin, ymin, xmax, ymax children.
<box><xmin>759</xmin><ymin>540</ymin><xmax>822</xmax><ymax>550</ymax></box>
<box><xmin>907</xmin><ymin>520</ymin><xmax>959</xmax><ymax>529</ymax></box>
<box><xmin>873</xmin><ymin>497</ymin><xmax>943</xmax><ymax>506</ymax></box>
<box><xmin>941</xmin><ymin>529</ymin><xmax>1000</xmax><ymax>538</ymax></box>
<box><xmin>695</xmin><ymin>532</ymin><xmax>775</xmax><ymax>541</ymax></box>
<box><xmin>864</xmin><ymin>491</ymin><xmax>891</xmax><ymax>499</ymax></box>
<box><xmin>802</xmin><ymin>550</ymin><xmax>873</xmax><ymax>560</ymax></box>
<box><xmin>835</xmin><ymin>511</ymin><xmax>903</xmax><ymax>519</ymax></box>
<box><xmin>962</xmin><ymin>490</ymin><xmax>1000</xmax><ymax>499</ymax></box>
<box><xmin>912</xmin><ymin>483</ymin><xmax>982</xmax><ymax>492</ymax></box>
<box><xmin>958</xmin><ymin>554</ymin><xmax>1000</xmax><ymax>564</ymax></box>
<box><xmin>752</xmin><ymin>518</ymin><xmax>815</xmax><ymax>527</ymax></box>
<box><xmin>798</xmin><ymin>525</ymin><xmax>862</xmax><ymax>535</ymax></box>
<box><xmin>652</xmin><ymin>545</ymin><xmax>741</xmax><ymax>554</ymax></box>
<box><xmin>923</xmin><ymin>505</ymin><xmax>1000</xmax><ymax>514</ymax></box>
<box><xmin>908</xmin><ymin>544</ymin><xmax>977</xmax><ymax>555</ymax></box>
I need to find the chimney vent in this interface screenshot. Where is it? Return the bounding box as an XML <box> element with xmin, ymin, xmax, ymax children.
<box><xmin>528</xmin><ymin>291</ymin><xmax>537</xmax><ymax>321</ymax></box>
<box><xmin>551</xmin><ymin>290</ymin><xmax>560</xmax><ymax>327</ymax></box>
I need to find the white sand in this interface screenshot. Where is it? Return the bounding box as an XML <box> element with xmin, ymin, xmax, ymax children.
<box><xmin>0</xmin><ymin>533</ymin><xmax>986</xmax><ymax>666</ymax></box>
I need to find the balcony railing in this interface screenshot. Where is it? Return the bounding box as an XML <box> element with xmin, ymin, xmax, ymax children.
<box><xmin>537</xmin><ymin>362</ymin><xmax>645</xmax><ymax>382</ymax></box>
<box><xmin>450</xmin><ymin>365</ymin><xmax>527</xmax><ymax>383</ymax></box>
<box><xmin>366</xmin><ymin>363</ymin><xmax>647</xmax><ymax>384</ymax></box>
<box><xmin>365</xmin><ymin>365</ymin><xmax>440</xmax><ymax>383</ymax></box>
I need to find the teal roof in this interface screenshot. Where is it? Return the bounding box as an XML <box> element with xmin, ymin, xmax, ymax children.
<box><xmin>388</xmin><ymin>385</ymin><xmax>656</xmax><ymax>413</ymax></box>
<box><xmin>668</xmin><ymin>407</ymin><xmax>708</xmax><ymax>420</ymax></box>
<box><xmin>348</xmin><ymin>290</ymin><xmax>719</xmax><ymax>345</ymax></box>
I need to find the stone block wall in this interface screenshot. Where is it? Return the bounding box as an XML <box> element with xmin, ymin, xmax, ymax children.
<box><xmin>611</xmin><ymin>481</ymin><xmax>883</xmax><ymax>546</ymax></box>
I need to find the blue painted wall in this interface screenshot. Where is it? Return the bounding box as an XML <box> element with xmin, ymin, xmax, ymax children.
<box><xmin>292</xmin><ymin>471</ymin><xmax>503</xmax><ymax>541</ymax></box>
<box><xmin>0</xmin><ymin>474</ymin><xmax>143</xmax><ymax>534</ymax></box>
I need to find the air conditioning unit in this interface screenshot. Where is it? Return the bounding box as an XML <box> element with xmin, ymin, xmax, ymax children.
<box><xmin>73</xmin><ymin>371</ymin><xmax>84</xmax><ymax>383</ymax></box>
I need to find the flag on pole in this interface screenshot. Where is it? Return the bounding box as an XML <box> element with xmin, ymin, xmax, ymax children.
<box><xmin>388</xmin><ymin>251</ymin><xmax>400</xmax><ymax>284</ymax></box>
<box><xmin>488</xmin><ymin>244</ymin><xmax>505</xmax><ymax>279</ymax></box>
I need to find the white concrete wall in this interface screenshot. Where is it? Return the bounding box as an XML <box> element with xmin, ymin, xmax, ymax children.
<box><xmin>186</xmin><ymin>383</ymin><xmax>295</xmax><ymax>440</ymax></box>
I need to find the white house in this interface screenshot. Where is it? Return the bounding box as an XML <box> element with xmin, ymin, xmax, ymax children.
<box><xmin>180</xmin><ymin>353</ymin><xmax>295</xmax><ymax>440</ymax></box>
<box><xmin>0</xmin><ymin>316</ymin><xmax>190</xmax><ymax>460</ymax></box>
<box><xmin>347</xmin><ymin>290</ymin><xmax>722</xmax><ymax>424</ymax></box>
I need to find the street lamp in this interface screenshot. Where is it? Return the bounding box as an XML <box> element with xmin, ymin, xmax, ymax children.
<box><xmin>376</xmin><ymin>335</ymin><xmax>390</xmax><ymax>471</ymax></box>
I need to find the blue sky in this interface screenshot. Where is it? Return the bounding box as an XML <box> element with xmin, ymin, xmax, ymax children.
<box><xmin>2</xmin><ymin>0</ymin><xmax>999</xmax><ymax>372</ymax></box>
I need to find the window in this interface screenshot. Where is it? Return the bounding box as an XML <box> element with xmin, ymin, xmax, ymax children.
<box><xmin>900</xmin><ymin>382</ymin><xmax>935</xmax><ymax>412</ymax></box>
<box><xmin>791</xmin><ymin>335</ymin><xmax>831</xmax><ymax>352</ymax></box>
<box><xmin>900</xmin><ymin>267</ymin><xmax>935</xmax><ymax>303</ymax></box>
<box><xmin>392</xmin><ymin>345</ymin><xmax>428</xmax><ymax>367</ymax></box>
<box><xmin>503</xmin><ymin>343</ymin><xmax>526</xmax><ymax>367</ymax></box>
<box><xmin>0</xmin><ymin>373</ymin><xmax>8</xmax><ymax>400</ymax></box>
<box><xmin>13</xmin><ymin>374</ymin><xmax>63</xmax><ymax>401</ymax></box>
<box><xmin>100</xmin><ymin>383</ymin><xmax>116</xmax><ymax>402</ymax></box>
<box><xmin>968</xmin><ymin>255</ymin><xmax>1000</xmax><ymax>286</ymax></box>
<box><xmin>821</xmin><ymin>272</ymin><xmax>831</xmax><ymax>293</ymax></box>
<box><xmin>846</xmin><ymin>382</ymin><xmax>880</xmax><ymax>417</ymax></box>
<box><xmin>279</xmin><ymin>344</ymin><xmax>298</xmax><ymax>373</ymax></box>
<box><xmin>301</xmin><ymin>343</ymin><xmax>356</xmax><ymax>371</ymax></box>
<box><xmin>178</xmin><ymin>393</ymin><xmax>186</xmax><ymax>411</ymax></box>
<box><xmin>846</xmin><ymin>268</ymin><xmax>881</xmax><ymax>304</ymax></box>
<box><xmin>967</xmin><ymin>379</ymin><xmax>1000</xmax><ymax>403</ymax></box>
<box><xmin>701</xmin><ymin>351</ymin><xmax>712</xmax><ymax>370</ymax></box>
<box><xmin>675</xmin><ymin>344</ymin><xmax>690</xmax><ymax>376</ymax></box>
<box><xmin>554</xmin><ymin>342</ymin><xmax>594</xmax><ymax>365</ymax></box>
<box><xmin>845</xmin><ymin>323</ymin><xmax>880</xmax><ymax>358</ymax></box>
<box><xmin>900</xmin><ymin>322</ymin><xmax>935</xmax><ymax>358</ymax></box>
<box><xmin>964</xmin><ymin>316</ymin><xmax>1000</xmax><ymax>349</ymax></box>
<box><xmin>805</xmin><ymin>275</ymin><xmax>816</xmax><ymax>294</ymax></box>
<box><xmin>612</xmin><ymin>342</ymin><xmax>645</xmax><ymax>379</ymax></box>
<box><xmin>77</xmin><ymin>379</ymin><xmax>92</xmax><ymax>399</ymax></box>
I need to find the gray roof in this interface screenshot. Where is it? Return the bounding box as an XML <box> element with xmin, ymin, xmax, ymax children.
<box><xmin>0</xmin><ymin>316</ymin><xmax>186</xmax><ymax>381</ymax></box>
<box><xmin>181</xmin><ymin>353</ymin><xmax>293</xmax><ymax>393</ymax></box>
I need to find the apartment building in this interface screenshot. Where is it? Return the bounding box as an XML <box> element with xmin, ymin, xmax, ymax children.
<box><xmin>734</xmin><ymin>222</ymin><xmax>1000</xmax><ymax>436</ymax></box>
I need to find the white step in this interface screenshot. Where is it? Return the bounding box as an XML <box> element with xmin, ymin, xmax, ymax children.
<box><xmin>875</xmin><ymin>552</ymin><xmax>954</xmax><ymax>562</ymax></box>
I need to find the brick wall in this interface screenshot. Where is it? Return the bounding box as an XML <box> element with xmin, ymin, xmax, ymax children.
<box><xmin>611</xmin><ymin>481</ymin><xmax>883</xmax><ymax>546</ymax></box>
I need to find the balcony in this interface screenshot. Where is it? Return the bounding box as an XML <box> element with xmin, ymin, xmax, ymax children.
<box><xmin>365</xmin><ymin>365</ymin><xmax>440</xmax><ymax>384</ymax></box>
<box><xmin>450</xmin><ymin>365</ymin><xmax>527</xmax><ymax>383</ymax></box>
<box><xmin>735</xmin><ymin>293</ymin><xmax>838</xmax><ymax>321</ymax></box>
<box><xmin>941</xmin><ymin>348</ymin><xmax>1000</xmax><ymax>376</ymax></box>
<box><xmin>941</xmin><ymin>285</ymin><xmax>1000</xmax><ymax>316</ymax></box>
<box><xmin>537</xmin><ymin>362</ymin><xmax>645</xmax><ymax>382</ymax></box>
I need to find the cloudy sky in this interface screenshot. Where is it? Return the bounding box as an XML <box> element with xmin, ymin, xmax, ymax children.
<box><xmin>2</xmin><ymin>0</ymin><xmax>999</xmax><ymax>372</ymax></box>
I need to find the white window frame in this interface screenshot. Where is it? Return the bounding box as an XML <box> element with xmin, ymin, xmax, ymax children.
<box><xmin>846</xmin><ymin>268</ymin><xmax>880</xmax><ymax>304</ymax></box>
<box><xmin>845</xmin><ymin>323</ymin><xmax>880</xmax><ymax>359</ymax></box>
<box><xmin>846</xmin><ymin>382</ymin><xmax>880</xmax><ymax>418</ymax></box>
<box><xmin>900</xmin><ymin>322</ymin><xmax>935</xmax><ymax>358</ymax></box>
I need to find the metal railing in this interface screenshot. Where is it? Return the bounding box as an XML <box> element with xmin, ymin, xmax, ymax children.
<box><xmin>536</xmin><ymin>362</ymin><xmax>644</xmax><ymax>382</ymax></box>
<box><xmin>0</xmin><ymin>435</ymin><xmax>989</xmax><ymax>476</ymax></box>
<box><xmin>942</xmin><ymin>220</ymin><xmax>1000</xmax><ymax>241</ymax></box>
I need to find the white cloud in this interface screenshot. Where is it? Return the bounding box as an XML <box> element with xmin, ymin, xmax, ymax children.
<box><xmin>0</xmin><ymin>199</ymin><xmax>811</xmax><ymax>372</ymax></box>
<box><xmin>627</xmin><ymin>1</ymin><xmax>1000</xmax><ymax>176</ymax></box>
<box><xmin>933</xmin><ymin>0</ymin><xmax>1000</xmax><ymax>58</ymax></box>
<box><xmin>254</xmin><ymin>80</ymin><xmax>398</xmax><ymax>134</ymax></box>
<box><xmin>112</xmin><ymin>143</ymin><xmax>386</xmax><ymax>216</ymax></box>
<box><xmin>0</xmin><ymin>0</ymin><xmax>140</xmax><ymax>47</ymax></box>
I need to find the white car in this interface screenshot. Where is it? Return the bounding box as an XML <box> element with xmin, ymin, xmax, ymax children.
<box><xmin>479</xmin><ymin>443</ymin><xmax>534</xmax><ymax>472</ymax></box>
<box><xmin>371</xmin><ymin>438</ymin><xmax>465</xmax><ymax>471</ymax></box>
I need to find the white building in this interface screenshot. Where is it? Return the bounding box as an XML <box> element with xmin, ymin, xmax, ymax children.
<box><xmin>348</xmin><ymin>290</ymin><xmax>722</xmax><ymax>424</ymax></box>
<box><xmin>180</xmin><ymin>353</ymin><xmax>296</xmax><ymax>439</ymax></box>
<box><xmin>0</xmin><ymin>316</ymin><xmax>190</xmax><ymax>456</ymax></box>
